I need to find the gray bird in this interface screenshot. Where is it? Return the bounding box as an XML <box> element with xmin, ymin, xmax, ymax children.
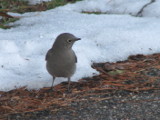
<box><xmin>45</xmin><ymin>33</ymin><xmax>81</xmax><ymax>91</ymax></box>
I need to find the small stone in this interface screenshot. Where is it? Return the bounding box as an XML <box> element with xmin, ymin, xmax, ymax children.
<box><xmin>104</xmin><ymin>63</ymin><xmax>115</xmax><ymax>71</ymax></box>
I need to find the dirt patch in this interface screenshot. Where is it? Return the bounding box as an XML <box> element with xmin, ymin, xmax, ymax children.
<box><xmin>0</xmin><ymin>53</ymin><xmax>160</xmax><ymax>119</ymax></box>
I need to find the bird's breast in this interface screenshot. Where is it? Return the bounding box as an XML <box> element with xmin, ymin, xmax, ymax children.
<box><xmin>46</xmin><ymin>50</ymin><xmax>77</xmax><ymax>77</ymax></box>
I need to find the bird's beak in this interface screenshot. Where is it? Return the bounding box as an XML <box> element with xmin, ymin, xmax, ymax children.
<box><xmin>74</xmin><ymin>38</ymin><xmax>81</xmax><ymax>41</ymax></box>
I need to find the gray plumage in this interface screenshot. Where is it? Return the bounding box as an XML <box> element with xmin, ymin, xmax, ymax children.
<box><xmin>45</xmin><ymin>33</ymin><xmax>81</xmax><ymax>91</ymax></box>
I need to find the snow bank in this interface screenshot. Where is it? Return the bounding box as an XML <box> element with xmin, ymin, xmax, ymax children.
<box><xmin>0</xmin><ymin>0</ymin><xmax>160</xmax><ymax>91</ymax></box>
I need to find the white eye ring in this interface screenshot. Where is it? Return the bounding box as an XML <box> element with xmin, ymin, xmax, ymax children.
<box><xmin>67</xmin><ymin>39</ymin><xmax>72</xmax><ymax>43</ymax></box>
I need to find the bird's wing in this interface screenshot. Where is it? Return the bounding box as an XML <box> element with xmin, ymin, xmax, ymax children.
<box><xmin>73</xmin><ymin>51</ymin><xmax>77</xmax><ymax>63</ymax></box>
<box><xmin>45</xmin><ymin>49</ymin><xmax>52</xmax><ymax>61</ymax></box>
<box><xmin>75</xmin><ymin>55</ymin><xmax>77</xmax><ymax>63</ymax></box>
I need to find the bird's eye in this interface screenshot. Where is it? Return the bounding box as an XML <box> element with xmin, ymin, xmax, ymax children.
<box><xmin>67</xmin><ymin>39</ymin><xmax>72</xmax><ymax>43</ymax></box>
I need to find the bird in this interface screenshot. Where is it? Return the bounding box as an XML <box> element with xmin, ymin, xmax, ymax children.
<box><xmin>45</xmin><ymin>33</ymin><xmax>81</xmax><ymax>91</ymax></box>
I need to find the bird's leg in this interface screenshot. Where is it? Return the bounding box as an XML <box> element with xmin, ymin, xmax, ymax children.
<box><xmin>67</xmin><ymin>77</ymin><xmax>71</xmax><ymax>92</ymax></box>
<box><xmin>51</xmin><ymin>76</ymin><xmax>56</xmax><ymax>90</ymax></box>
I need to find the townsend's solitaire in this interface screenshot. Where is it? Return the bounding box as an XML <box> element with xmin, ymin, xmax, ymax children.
<box><xmin>45</xmin><ymin>33</ymin><xmax>81</xmax><ymax>91</ymax></box>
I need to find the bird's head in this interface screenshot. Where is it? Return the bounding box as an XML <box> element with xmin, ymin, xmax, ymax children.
<box><xmin>53</xmin><ymin>33</ymin><xmax>81</xmax><ymax>49</ymax></box>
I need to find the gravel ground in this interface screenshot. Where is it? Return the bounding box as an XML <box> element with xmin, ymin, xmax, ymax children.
<box><xmin>8</xmin><ymin>90</ymin><xmax>160</xmax><ymax>120</ymax></box>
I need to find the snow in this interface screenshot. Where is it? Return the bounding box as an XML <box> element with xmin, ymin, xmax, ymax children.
<box><xmin>62</xmin><ymin>0</ymin><xmax>151</xmax><ymax>16</ymax></box>
<box><xmin>143</xmin><ymin>0</ymin><xmax>160</xmax><ymax>17</ymax></box>
<box><xmin>27</xmin><ymin>0</ymin><xmax>51</xmax><ymax>5</ymax></box>
<box><xmin>0</xmin><ymin>0</ymin><xmax>160</xmax><ymax>91</ymax></box>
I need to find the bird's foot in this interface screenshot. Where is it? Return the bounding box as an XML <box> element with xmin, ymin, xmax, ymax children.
<box><xmin>45</xmin><ymin>87</ymin><xmax>55</xmax><ymax>92</ymax></box>
<box><xmin>63</xmin><ymin>88</ymin><xmax>72</xmax><ymax>94</ymax></box>
<box><xmin>67</xmin><ymin>88</ymin><xmax>72</xmax><ymax>93</ymax></box>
